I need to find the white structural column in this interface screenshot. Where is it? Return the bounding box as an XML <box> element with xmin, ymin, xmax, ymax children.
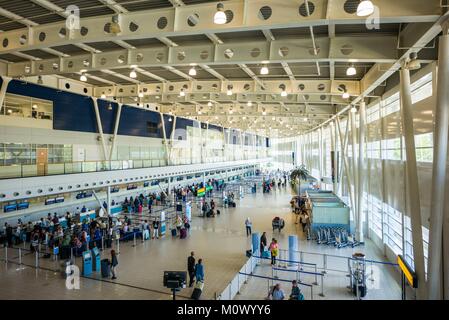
<box><xmin>106</xmin><ymin>185</ymin><xmax>111</xmax><ymax>216</ymax></box>
<box><xmin>336</xmin><ymin>116</ymin><xmax>355</xmax><ymax>219</ymax></box>
<box><xmin>109</xmin><ymin>103</ymin><xmax>122</xmax><ymax>161</ymax></box>
<box><xmin>350</xmin><ymin>109</ymin><xmax>359</xmax><ymax>228</ymax></box>
<box><xmin>319</xmin><ymin>127</ymin><xmax>324</xmax><ymax>179</ymax></box>
<box><xmin>0</xmin><ymin>76</ymin><xmax>12</xmax><ymax>114</ymax></box>
<box><xmin>168</xmin><ymin>116</ymin><xmax>177</xmax><ymax>164</ymax></box>
<box><xmin>334</xmin><ymin>120</ymin><xmax>339</xmax><ymax>194</ymax></box>
<box><xmin>330</xmin><ymin>123</ymin><xmax>337</xmax><ymax>193</ymax></box>
<box><xmin>92</xmin><ymin>97</ymin><xmax>109</xmax><ymax>161</ymax></box>
<box><xmin>399</xmin><ymin>66</ymin><xmax>427</xmax><ymax>300</ymax></box>
<box><xmin>160</xmin><ymin>113</ymin><xmax>170</xmax><ymax>166</ymax></box>
<box><xmin>357</xmin><ymin>101</ymin><xmax>366</xmax><ymax>243</ymax></box>
<box><xmin>427</xmin><ymin>26</ymin><xmax>449</xmax><ymax>300</ymax></box>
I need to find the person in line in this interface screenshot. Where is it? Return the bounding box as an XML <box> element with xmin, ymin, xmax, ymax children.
<box><xmin>187</xmin><ymin>251</ymin><xmax>196</xmax><ymax>287</ymax></box>
<box><xmin>194</xmin><ymin>258</ymin><xmax>205</xmax><ymax>282</ymax></box>
<box><xmin>260</xmin><ymin>232</ymin><xmax>267</xmax><ymax>255</ymax></box>
<box><xmin>270</xmin><ymin>283</ymin><xmax>285</xmax><ymax>300</ymax></box>
<box><xmin>269</xmin><ymin>238</ymin><xmax>279</xmax><ymax>265</ymax></box>
<box><xmin>289</xmin><ymin>280</ymin><xmax>304</xmax><ymax>300</ymax></box>
<box><xmin>245</xmin><ymin>217</ymin><xmax>252</xmax><ymax>237</ymax></box>
<box><xmin>110</xmin><ymin>250</ymin><xmax>118</xmax><ymax>280</ymax></box>
<box><xmin>152</xmin><ymin>218</ymin><xmax>160</xmax><ymax>239</ymax></box>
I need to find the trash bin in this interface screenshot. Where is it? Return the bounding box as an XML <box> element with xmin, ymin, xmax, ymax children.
<box><xmin>101</xmin><ymin>258</ymin><xmax>110</xmax><ymax>278</ymax></box>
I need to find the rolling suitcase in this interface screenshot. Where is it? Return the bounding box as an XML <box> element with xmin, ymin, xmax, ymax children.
<box><xmin>180</xmin><ymin>228</ymin><xmax>187</xmax><ymax>239</ymax></box>
<box><xmin>171</xmin><ymin>229</ymin><xmax>177</xmax><ymax>237</ymax></box>
<box><xmin>101</xmin><ymin>259</ymin><xmax>110</xmax><ymax>278</ymax></box>
<box><xmin>216</xmin><ymin>210</ymin><xmax>220</xmax><ymax>215</ymax></box>
<box><xmin>191</xmin><ymin>281</ymin><xmax>204</xmax><ymax>300</ymax></box>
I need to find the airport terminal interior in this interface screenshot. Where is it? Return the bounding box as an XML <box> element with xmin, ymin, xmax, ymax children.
<box><xmin>0</xmin><ymin>0</ymin><xmax>448</xmax><ymax>301</ymax></box>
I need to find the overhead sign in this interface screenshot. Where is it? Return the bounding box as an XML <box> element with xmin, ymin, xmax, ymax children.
<box><xmin>397</xmin><ymin>255</ymin><xmax>418</xmax><ymax>288</ymax></box>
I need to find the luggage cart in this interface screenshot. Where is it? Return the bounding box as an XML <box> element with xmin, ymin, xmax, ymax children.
<box><xmin>272</xmin><ymin>217</ymin><xmax>285</xmax><ymax>232</ymax></box>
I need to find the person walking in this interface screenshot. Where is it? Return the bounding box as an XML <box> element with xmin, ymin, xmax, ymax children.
<box><xmin>110</xmin><ymin>250</ymin><xmax>118</xmax><ymax>280</ymax></box>
<box><xmin>194</xmin><ymin>258</ymin><xmax>205</xmax><ymax>282</ymax></box>
<box><xmin>260</xmin><ymin>232</ymin><xmax>267</xmax><ymax>255</ymax></box>
<box><xmin>187</xmin><ymin>251</ymin><xmax>196</xmax><ymax>287</ymax></box>
<box><xmin>269</xmin><ymin>238</ymin><xmax>279</xmax><ymax>265</ymax></box>
<box><xmin>245</xmin><ymin>217</ymin><xmax>252</xmax><ymax>237</ymax></box>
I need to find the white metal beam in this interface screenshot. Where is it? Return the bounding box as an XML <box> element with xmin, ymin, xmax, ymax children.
<box><xmin>0</xmin><ymin>0</ymin><xmax>441</xmax><ymax>54</ymax></box>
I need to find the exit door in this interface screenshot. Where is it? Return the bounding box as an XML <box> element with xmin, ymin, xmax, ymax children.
<box><xmin>37</xmin><ymin>148</ymin><xmax>48</xmax><ymax>176</ymax></box>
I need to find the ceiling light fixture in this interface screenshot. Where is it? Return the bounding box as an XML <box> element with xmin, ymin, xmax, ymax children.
<box><xmin>80</xmin><ymin>73</ymin><xmax>87</xmax><ymax>82</ymax></box>
<box><xmin>346</xmin><ymin>65</ymin><xmax>356</xmax><ymax>76</ymax></box>
<box><xmin>32</xmin><ymin>104</ymin><xmax>38</xmax><ymax>109</ymax></box>
<box><xmin>129</xmin><ymin>70</ymin><xmax>137</xmax><ymax>78</ymax></box>
<box><xmin>281</xmin><ymin>90</ymin><xmax>287</xmax><ymax>97</ymax></box>
<box><xmin>207</xmin><ymin>101</ymin><xmax>212</xmax><ymax>107</ymax></box>
<box><xmin>407</xmin><ymin>52</ymin><xmax>421</xmax><ymax>71</ymax></box>
<box><xmin>188</xmin><ymin>66</ymin><xmax>197</xmax><ymax>76</ymax></box>
<box><xmin>357</xmin><ymin>0</ymin><xmax>374</xmax><ymax>17</ymax></box>
<box><xmin>138</xmin><ymin>92</ymin><xmax>144</xmax><ymax>98</ymax></box>
<box><xmin>100</xmin><ymin>94</ymin><xmax>106</xmax><ymax>99</ymax></box>
<box><xmin>179</xmin><ymin>89</ymin><xmax>185</xmax><ymax>97</ymax></box>
<box><xmin>342</xmin><ymin>91</ymin><xmax>350</xmax><ymax>99</ymax></box>
<box><xmin>351</xmin><ymin>106</ymin><xmax>357</xmax><ymax>113</ymax></box>
<box><xmin>260</xmin><ymin>65</ymin><xmax>269</xmax><ymax>75</ymax></box>
<box><xmin>227</xmin><ymin>89</ymin><xmax>233</xmax><ymax>96</ymax></box>
<box><xmin>214</xmin><ymin>3</ymin><xmax>227</xmax><ymax>24</ymax></box>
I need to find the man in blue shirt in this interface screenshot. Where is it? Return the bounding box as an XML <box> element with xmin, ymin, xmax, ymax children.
<box><xmin>194</xmin><ymin>258</ymin><xmax>205</xmax><ymax>282</ymax></box>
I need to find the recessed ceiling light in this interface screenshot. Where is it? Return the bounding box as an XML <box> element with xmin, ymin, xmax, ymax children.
<box><xmin>346</xmin><ymin>65</ymin><xmax>356</xmax><ymax>76</ymax></box>
<box><xmin>129</xmin><ymin>70</ymin><xmax>137</xmax><ymax>78</ymax></box>
<box><xmin>100</xmin><ymin>94</ymin><xmax>106</xmax><ymax>99</ymax></box>
<box><xmin>281</xmin><ymin>90</ymin><xmax>287</xmax><ymax>97</ymax></box>
<box><xmin>342</xmin><ymin>92</ymin><xmax>350</xmax><ymax>99</ymax></box>
<box><xmin>260</xmin><ymin>65</ymin><xmax>269</xmax><ymax>75</ymax></box>
<box><xmin>188</xmin><ymin>67</ymin><xmax>197</xmax><ymax>76</ymax></box>
<box><xmin>227</xmin><ymin>89</ymin><xmax>233</xmax><ymax>95</ymax></box>
<box><xmin>80</xmin><ymin>74</ymin><xmax>87</xmax><ymax>82</ymax></box>
<box><xmin>179</xmin><ymin>89</ymin><xmax>185</xmax><ymax>97</ymax></box>
<box><xmin>207</xmin><ymin>101</ymin><xmax>212</xmax><ymax>107</ymax></box>
<box><xmin>214</xmin><ymin>3</ymin><xmax>226</xmax><ymax>24</ymax></box>
<box><xmin>357</xmin><ymin>1</ymin><xmax>374</xmax><ymax>17</ymax></box>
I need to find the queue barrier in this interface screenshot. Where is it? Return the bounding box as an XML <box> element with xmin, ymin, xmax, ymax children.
<box><xmin>237</xmin><ymin>272</ymin><xmax>314</xmax><ymax>300</ymax></box>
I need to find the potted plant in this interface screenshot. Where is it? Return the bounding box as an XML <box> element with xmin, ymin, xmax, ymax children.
<box><xmin>290</xmin><ymin>165</ymin><xmax>310</xmax><ymax>195</ymax></box>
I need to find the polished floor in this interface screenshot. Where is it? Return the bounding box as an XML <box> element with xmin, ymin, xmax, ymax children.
<box><xmin>0</xmin><ymin>186</ymin><xmax>401</xmax><ymax>300</ymax></box>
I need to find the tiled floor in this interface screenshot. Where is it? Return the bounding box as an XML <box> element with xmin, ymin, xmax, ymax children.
<box><xmin>0</xmin><ymin>186</ymin><xmax>401</xmax><ymax>300</ymax></box>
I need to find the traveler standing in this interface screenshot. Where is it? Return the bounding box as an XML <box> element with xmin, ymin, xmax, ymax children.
<box><xmin>194</xmin><ymin>259</ymin><xmax>205</xmax><ymax>282</ymax></box>
<box><xmin>270</xmin><ymin>283</ymin><xmax>285</xmax><ymax>300</ymax></box>
<box><xmin>289</xmin><ymin>280</ymin><xmax>304</xmax><ymax>300</ymax></box>
<box><xmin>245</xmin><ymin>217</ymin><xmax>252</xmax><ymax>237</ymax></box>
<box><xmin>152</xmin><ymin>219</ymin><xmax>160</xmax><ymax>239</ymax></box>
<box><xmin>110</xmin><ymin>250</ymin><xmax>118</xmax><ymax>280</ymax></box>
<box><xmin>187</xmin><ymin>251</ymin><xmax>196</xmax><ymax>287</ymax></box>
<box><xmin>260</xmin><ymin>232</ymin><xmax>267</xmax><ymax>255</ymax></box>
<box><xmin>269</xmin><ymin>239</ymin><xmax>279</xmax><ymax>265</ymax></box>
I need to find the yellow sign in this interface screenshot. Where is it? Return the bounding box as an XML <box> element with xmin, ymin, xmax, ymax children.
<box><xmin>397</xmin><ymin>255</ymin><xmax>417</xmax><ymax>288</ymax></box>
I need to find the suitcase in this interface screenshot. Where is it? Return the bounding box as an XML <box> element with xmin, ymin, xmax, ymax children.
<box><xmin>180</xmin><ymin>228</ymin><xmax>187</xmax><ymax>239</ymax></box>
<box><xmin>101</xmin><ymin>259</ymin><xmax>110</xmax><ymax>278</ymax></box>
<box><xmin>191</xmin><ymin>281</ymin><xmax>204</xmax><ymax>300</ymax></box>
<box><xmin>262</xmin><ymin>250</ymin><xmax>271</xmax><ymax>259</ymax></box>
<box><xmin>216</xmin><ymin>210</ymin><xmax>220</xmax><ymax>215</ymax></box>
<box><xmin>171</xmin><ymin>229</ymin><xmax>177</xmax><ymax>237</ymax></box>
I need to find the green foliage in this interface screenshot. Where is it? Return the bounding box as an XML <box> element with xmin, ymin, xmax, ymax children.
<box><xmin>290</xmin><ymin>165</ymin><xmax>310</xmax><ymax>185</ymax></box>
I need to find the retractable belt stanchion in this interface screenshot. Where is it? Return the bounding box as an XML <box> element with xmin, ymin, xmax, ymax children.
<box><xmin>4</xmin><ymin>246</ymin><xmax>7</xmax><ymax>263</ymax></box>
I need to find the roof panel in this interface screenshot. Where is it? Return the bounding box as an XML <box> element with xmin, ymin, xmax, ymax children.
<box><xmin>125</xmin><ymin>38</ymin><xmax>164</xmax><ymax>47</ymax></box>
<box><xmin>0</xmin><ymin>1</ymin><xmax>63</xmax><ymax>24</ymax></box>
<box><xmin>49</xmin><ymin>0</ymin><xmax>115</xmax><ymax>18</ymax></box>
<box><xmin>168</xmin><ymin>34</ymin><xmax>211</xmax><ymax>45</ymax></box>
<box><xmin>272</xmin><ymin>26</ymin><xmax>328</xmax><ymax>38</ymax></box>
<box><xmin>115</xmin><ymin>0</ymin><xmax>172</xmax><ymax>12</ymax></box>
<box><xmin>140</xmin><ymin>67</ymin><xmax>186</xmax><ymax>81</ymax></box>
<box><xmin>50</xmin><ymin>44</ymin><xmax>88</xmax><ymax>55</ymax></box>
<box><xmin>0</xmin><ymin>21</ymin><xmax>27</xmax><ymax>31</ymax></box>
<box><xmin>211</xmin><ymin>64</ymin><xmax>252</xmax><ymax>79</ymax></box>
<box><xmin>21</xmin><ymin>49</ymin><xmax>58</xmax><ymax>59</ymax></box>
<box><xmin>86</xmin><ymin>41</ymin><xmax>125</xmax><ymax>51</ymax></box>
<box><xmin>0</xmin><ymin>53</ymin><xmax>28</xmax><ymax>62</ymax></box>
<box><xmin>215</xmin><ymin>30</ymin><xmax>266</xmax><ymax>42</ymax></box>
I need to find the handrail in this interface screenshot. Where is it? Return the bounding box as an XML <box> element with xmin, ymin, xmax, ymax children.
<box><xmin>272</xmin><ymin>267</ymin><xmax>323</xmax><ymax>277</ymax></box>
<box><xmin>238</xmin><ymin>272</ymin><xmax>313</xmax><ymax>288</ymax></box>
